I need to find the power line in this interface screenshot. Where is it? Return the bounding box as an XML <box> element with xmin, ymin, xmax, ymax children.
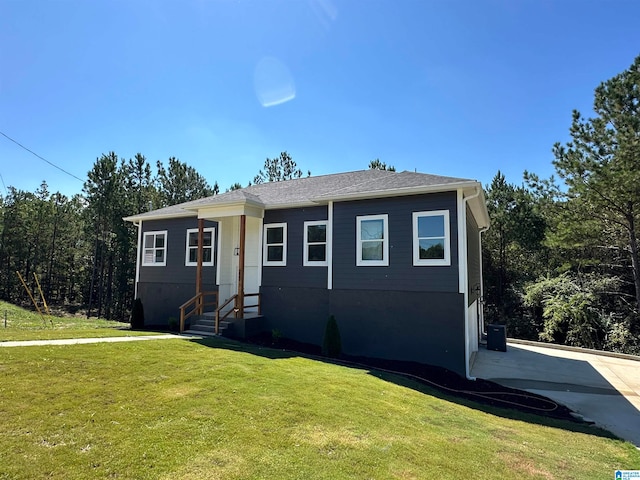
<box><xmin>0</xmin><ymin>130</ymin><xmax>84</xmax><ymax>183</ymax></box>
<box><xmin>0</xmin><ymin>172</ymin><xmax>6</xmax><ymax>196</ymax></box>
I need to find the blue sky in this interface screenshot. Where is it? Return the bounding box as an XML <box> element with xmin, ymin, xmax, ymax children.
<box><xmin>1</xmin><ymin>0</ymin><xmax>639</xmax><ymax>198</ymax></box>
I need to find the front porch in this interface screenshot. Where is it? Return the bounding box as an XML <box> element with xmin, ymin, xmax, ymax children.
<box><xmin>177</xmin><ymin>195</ymin><xmax>267</xmax><ymax>337</ymax></box>
<box><xmin>179</xmin><ymin>290</ymin><xmax>265</xmax><ymax>338</ymax></box>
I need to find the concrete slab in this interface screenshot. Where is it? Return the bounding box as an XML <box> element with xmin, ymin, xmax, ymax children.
<box><xmin>471</xmin><ymin>342</ymin><xmax>640</xmax><ymax>447</ymax></box>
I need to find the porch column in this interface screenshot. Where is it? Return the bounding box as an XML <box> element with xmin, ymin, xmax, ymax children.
<box><xmin>196</xmin><ymin>218</ymin><xmax>204</xmax><ymax>296</ymax></box>
<box><xmin>238</xmin><ymin>214</ymin><xmax>246</xmax><ymax>318</ymax></box>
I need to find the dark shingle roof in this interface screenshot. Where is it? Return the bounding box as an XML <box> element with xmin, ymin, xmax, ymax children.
<box><xmin>124</xmin><ymin>169</ymin><xmax>478</xmax><ymax>221</ymax></box>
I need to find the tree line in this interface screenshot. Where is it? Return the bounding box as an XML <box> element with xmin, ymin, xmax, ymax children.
<box><xmin>1</xmin><ymin>55</ymin><xmax>639</xmax><ymax>354</ymax></box>
<box><xmin>0</xmin><ymin>152</ymin><xmax>300</xmax><ymax>320</ymax></box>
<box><xmin>483</xmin><ymin>54</ymin><xmax>640</xmax><ymax>354</ymax></box>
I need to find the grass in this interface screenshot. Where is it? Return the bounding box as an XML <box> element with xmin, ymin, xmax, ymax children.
<box><xmin>0</xmin><ymin>336</ymin><xmax>638</xmax><ymax>479</ymax></box>
<box><xmin>0</xmin><ymin>301</ymin><xmax>156</xmax><ymax>341</ymax></box>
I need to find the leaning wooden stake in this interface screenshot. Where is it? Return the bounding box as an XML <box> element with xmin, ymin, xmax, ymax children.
<box><xmin>16</xmin><ymin>271</ymin><xmax>47</xmax><ymax>325</ymax></box>
<box><xmin>33</xmin><ymin>273</ymin><xmax>53</xmax><ymax>325</ymax></box>
<box><xmin>33</xmin><ymin>273</ymin><xmax>51</xmax><ymax>316</ymax></box>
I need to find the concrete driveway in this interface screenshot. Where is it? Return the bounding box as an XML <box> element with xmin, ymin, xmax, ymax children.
<box><xmin>471</xmin><ymin>340</ymin><xmax>640</xmax><ymax>447</ymax></box>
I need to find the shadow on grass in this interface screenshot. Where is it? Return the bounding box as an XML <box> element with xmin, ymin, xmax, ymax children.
<box><xmin>183</xmin><ymin>334</ymin><xmax>620</xmax><ymax>443</ymax></box>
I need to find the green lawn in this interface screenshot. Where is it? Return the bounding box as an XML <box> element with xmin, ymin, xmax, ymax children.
<box><xmin>0</xmin><ymin>337</ymin><xmax>638</xmax><ymax>479</ymax></box>
<box><xmin>0</xmin><ymin>301</ymin><xmax>155</xmax><ymax>341</ymax></box>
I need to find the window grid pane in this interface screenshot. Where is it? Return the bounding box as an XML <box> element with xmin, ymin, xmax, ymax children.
<box><xmin>188</xmin><ymin>232</ymin><xmax>198</xmax><ymax>247</ymax></box>
<box><xmin>360</xmin><ymin>219</ymin><xmax>384</xmax><ymax>240</ymax></box>
<box><xmin>417</xmin><ymin>216</ymin><xmax>445</xmax><ymax>238</ymax></box>
<box><xmin>307</xmin><ymin>225</ymin><xmax>326</xmax><ymax>243</ymax></box>
<box><xmin>266</xmin><ymin>227</ymin><xmax>283</xmax><ymax>244</ymax></box>
<box><xmin>308</xmin><ymin>244</ymin><xmax>326</xmax><ymax>262</ymax></box>
<box><xmin>419</xmin><ymin>239</ymin><xmax>445</xmax><ymax>259</ymax></box>
<box><xmin>267</xmin><ymin>245</ymin><xmax>283</xmax><ymax>262</ymax></box>
<box><xmin>362</xmin><ymin>240</ymin><xmax>383</xmax><ymax>260</ymax></box>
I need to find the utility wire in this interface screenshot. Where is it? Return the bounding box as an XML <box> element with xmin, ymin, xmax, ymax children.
<box><xmin>0</xmin><ymin>172</ymin><xmax>7</xmax><ymax>195</ymax></box>
<box><xmin>0</xmin><ymin>130</ymin><xmax>84</xmax><ymax>182</ymax></box>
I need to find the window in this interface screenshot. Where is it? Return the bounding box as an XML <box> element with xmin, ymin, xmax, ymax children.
<box><xmin>142</xmin><ymin>230</ymin><xmax>167</xmax><ymax>266</ymax></box>
<box><xmin>263</xmin><ymin>223</ymin><xmax>287</xmax><ymax>266</ymax></box>
<box><xmin>413</xmin><ymin>210</ymin><xmax>450</xmax><ymax>266</ymax></box>
<box><xmin>185</xmin><ymin>227</ymin><xmax>215</xmax><ymax>266</ymax></box>
<box><xmin>303</xmin><ymin>221</ymin><xmax>328</xmax><ymax>266</ymax></box>
<box><xmin>356</xmin><ymin>214</ymin><xmax>389</xmax><ymax>266</ymax></box>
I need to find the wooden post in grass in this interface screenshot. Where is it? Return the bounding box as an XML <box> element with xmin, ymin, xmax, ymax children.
<box><xmin>33</xmin><ymin>273</ymin><xmax>51</xmax><ymax>316</ymax></box>
<box><xmin>16</xmin><ymin>271</ymin><xmax>46</xmax><ymax>325</ymax></box>
<box><xmin>33</xmin><ymin>273</ymin><xmax>53</xmax><ymax>326</ymax></box>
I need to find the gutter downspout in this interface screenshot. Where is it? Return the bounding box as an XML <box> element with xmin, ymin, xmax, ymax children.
<box><xmin>327</xmin><ymin>201</ymin><xmax>333</xmax><ymax>290</ymax></box>
<box><xmin>460</xmin><ymin>187</ymin><xmax>481</xmax><ymax>381</ymax></box>
<box><xmin>478</xmin><ymin>225</ymin><xmax>489</xmax><ymax>336</ymax></box>
<box><xmin>133</xmin><ymin>220</ymin><xmax>142</xmax><ymax>300</ymax></box>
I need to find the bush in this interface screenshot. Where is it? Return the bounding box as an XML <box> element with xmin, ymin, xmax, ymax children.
<box><xmin>130</xmin><ymin>298</ymin><xmax>145</xmax><ymax>330</ymax></box>
<box><xmin>168</xmin><ymin>317</ymin><xmax>178</xmax><ymax>332</ymax></box>
<box><xmin>322</xmin><ymin>315</ymin><xmax>342</xmax><ymax>358</ymax></box>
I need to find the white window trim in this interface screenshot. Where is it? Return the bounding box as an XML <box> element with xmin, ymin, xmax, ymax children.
<box><xmin>142</xmin><ymin>230</ymin><xmax>168</xmax><ymax>267</ymax></box>
<box><xmin>412</xmin><ymin>210</ymin><xmax>451</xmax><ymax>266</ymax></box>
<box><xmin>185</xmin><ymin>227</ymin><xmax>216</xmax><ymax>267</ymax></box>
<box><xmin>356</xmin><ymin>214</ymin><xmax>389</xmax><ymax>267</ymax></box>
<box><xmin>303</xmin><ymin>220</ymin><xmax>328</xmax><ymax>266</ymax></box>
<box><xmin>263</xmin><ymin>222</ymin><xmax>287</xmax><ymax>266</ymax></box>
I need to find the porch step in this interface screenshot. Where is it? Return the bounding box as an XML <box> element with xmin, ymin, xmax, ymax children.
<box><xmin>188</xmin><ymin>315</ymin><xmax>233</xmax><ymax>336</ymax></box>
<box><xmin>183</xmin><ymin>329</ymin><xmax>216</xmax><ymax>336</ymax></box>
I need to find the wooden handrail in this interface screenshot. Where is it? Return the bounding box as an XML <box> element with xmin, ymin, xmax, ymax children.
<box><xmin>214</xmin><ymin>292</ymin><xmax>261</xmax><ymax>334</ymax></box>
<box><xmin>215</xmin><ymin>294</ymin><xmax>238</xmax><ymax>334</ymax></box>
<box><xmin>179</xmin><ymin>291</ymin><xmax>218</xmax><ymax>333</ymax></box>
<box><xmin>244</xmin><ymin>293</ymin><xmax>262</xmax><ymax>315</ymax></box>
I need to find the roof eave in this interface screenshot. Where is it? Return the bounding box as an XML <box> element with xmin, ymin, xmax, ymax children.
<box><xmin>182</xmin><ymin>197</ymin><xmax>266</xmax><ymax>213</ymax></box>
<box><xmin>123</xmin><ymin>210</ymin><xmax>196</xmax><ymax>223</ymax></box>
<box><xmin>310</xmin><ymin>181</ymin><xmax>480</xmax><ymax>203</ymax></box>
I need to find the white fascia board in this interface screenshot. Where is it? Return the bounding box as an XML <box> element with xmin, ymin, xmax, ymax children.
<box><xmin>457</xmin><ymin>189</ymin><xmax>467</xmax><ymax>295</ymax></box>
<box><xmin>123</xmin><ymin>211</ymin><xmax>196</xmax><ymax>223</ymax></box>
<box><xmin>262</xmin><ymin>201</ymin><xmax>321</xmax><ymax>210</ymax></box>
<box><xmin>196</xmin><ymin>203</ymin><xmax>265</xmax><ymax>219</ymax></box>
<box><xmin>309</xmin><ymin>181</ymin><xmax>480</xmax><ymax>204</ymax></box>
<box><xmin>468</xmin><ymin>188</ymin><xmax>490</xmax><ymax>230</ymax></box>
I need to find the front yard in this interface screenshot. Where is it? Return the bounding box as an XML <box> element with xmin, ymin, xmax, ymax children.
<box><xmin>0</xmin><ymin>300</ymin><xmax>155</xmax><ymax>341</ymax></box>
<box><xmin>0</xmin><ymin>336</ymin><xmax>638</xmax><ymax>479</ymax></box>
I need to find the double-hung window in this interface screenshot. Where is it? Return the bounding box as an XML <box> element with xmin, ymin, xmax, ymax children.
<box><xmin>356</xmin><ymin>214</ymin><xmax>389</xmax><ymax>266</ymax></box>
<box><xmin>412</xmin><ymin>210</ymin><xmax>450</xmax><ymax>266</ymax></box>
<box><xmin>303</xmin><ymin>221</ymin><xmax>328</xmax><ymax>266</ymax></box>
<box><xmin>185</xmin><ymin>227</ymin><xmax>215</xmax><ymax>266</ymax></box>
<box><xmin>142</xmin><ymin>230</ymin><xmax>167</xmax><ymax>266</ymax></box>
<box><xmin>263</xmin><ymin>223</ymin><xmax>287</xmax><ymax>266</ymax></box>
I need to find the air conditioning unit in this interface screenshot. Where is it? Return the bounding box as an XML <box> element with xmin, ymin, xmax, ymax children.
<box><xmin>487</xmin><ymin>324</ymin><xmax>507</xmax><ymax>352</ymax></box>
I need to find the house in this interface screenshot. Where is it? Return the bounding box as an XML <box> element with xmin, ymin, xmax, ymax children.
<box><xmin>124</xmin><ymin>169</ymin><xmax>490</xmax><ymax>378</ymax></box>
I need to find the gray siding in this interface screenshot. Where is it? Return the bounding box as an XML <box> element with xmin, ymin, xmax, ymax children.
<box><xmin>137</xmin><ymin>281</ymin><xmax>216</xmax><ymax>327</ymax></box>
<box><xmin>261</xmin><ymin>286</ymin><xmax>466</xmax><ymax>375</ymax></box>
<box><xmin>139</xmin><ymin>217</ymin><xmax>218</xmax><ymax>285</ymax></box>
<box><xmin>466</xmin><ymin>206</ymin><xmax>481</xmax><ymax>305</ymax></box>
<box><xmin>332</xmin><ymin>192</ymin><xmax>459</xmax><ymax>292</ymax></box>
<box><xmin>138</xmin><ymin>217</ymin><xmax>218</xmax><ymax>326</ymax></box>
<box><xmin>262</xmin><ymin>206</ymin><xmax>328</xmax><ymax>289</ymax></box>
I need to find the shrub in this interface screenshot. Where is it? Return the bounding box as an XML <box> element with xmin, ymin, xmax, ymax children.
<box><xmin>130</xmin><ymin>298</ymin><xmax>145</xmax><ymax>330</ymax></box>
<box><xmin>322</xmin><ymin>315</ymin><xmax>342</xmax><ymax>358</ymax></box>
<box><xmin>168</xmin><ymin>317</ymin><xmax>178</xmax><ymax>332</ymax></box>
